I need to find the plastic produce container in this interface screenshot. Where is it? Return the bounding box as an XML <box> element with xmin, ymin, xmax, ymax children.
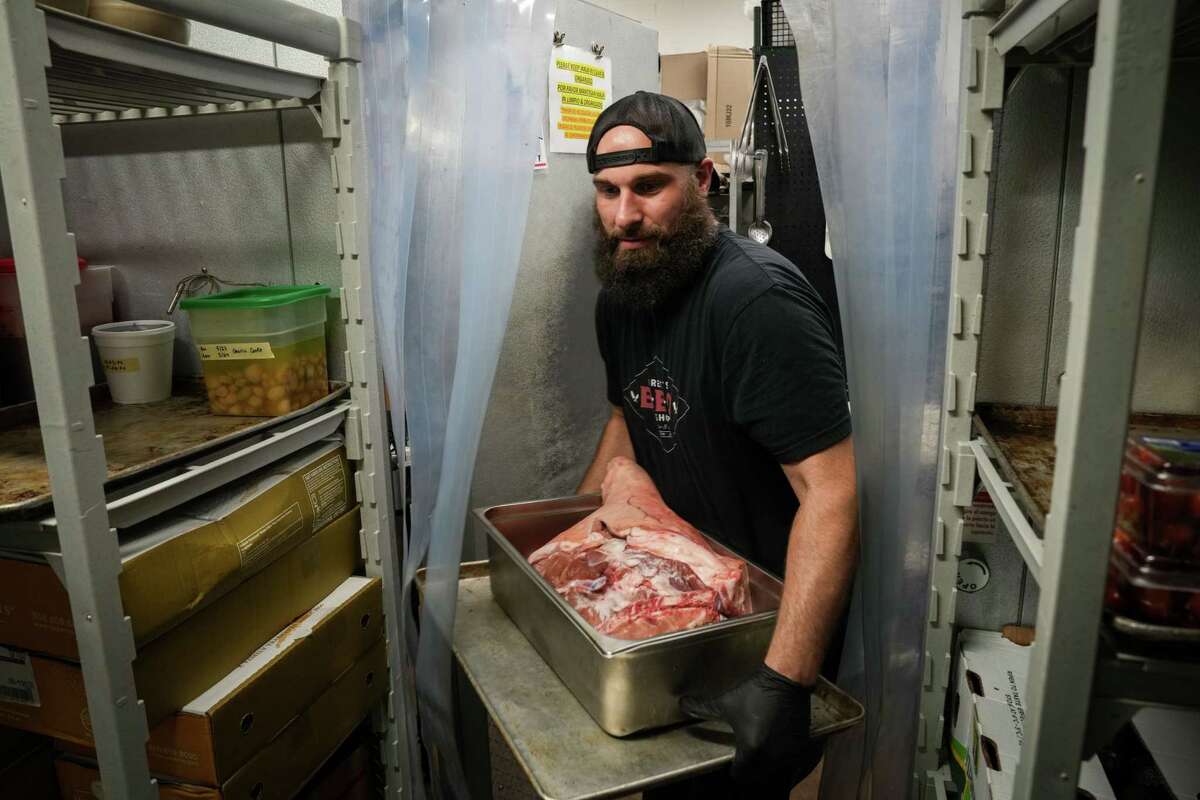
<box><xmin>1115</xmin><ymin>434</ymin><xmax>1200</xmax><ymax>574</ymax></box>
<box><xmin>0</xmin><ymin>258</ymin><xmax>112</xmax><ymax>338</ymax></box>
<box><xmin>1106</xmin><ymin>528</ymin><xmax>1200</xmax><ymax>629</ymax></box>
<box><xmin>179</xmin><ymin>286</ymin><xmax>330</xmax><ymax>417</ymax></box>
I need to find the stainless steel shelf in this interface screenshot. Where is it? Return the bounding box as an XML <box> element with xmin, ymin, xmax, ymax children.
<box><xmin>0</xmin><ymin>401</ymin><xmax>350</xmax><ymax>554</ymax></box>
<box><xmin>969</xmin><ymin>438</ymin><xmax>1045</xmax><ymax>582</ymax></box>
<box><xmin>42</xmin><ymin>6</ymin><xmax>322</xmax><ymax>124</ymax></box>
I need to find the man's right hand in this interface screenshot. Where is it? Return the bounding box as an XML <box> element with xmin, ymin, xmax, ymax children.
<box><xmin>680</xmin><ymin>663</ymin><xmax>821</xmax><ymax>797</ymax></box>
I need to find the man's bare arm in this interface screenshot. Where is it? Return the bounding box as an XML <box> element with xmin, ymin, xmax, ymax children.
<box><xmin>576</xmin><ymin>406</ymin><xmax>634</xmax><ymax>494</ymax></box>
<box><xmin>765</xmin><ymin>435</ymin><xmax>859</xmax><ymax>685</ymax></box>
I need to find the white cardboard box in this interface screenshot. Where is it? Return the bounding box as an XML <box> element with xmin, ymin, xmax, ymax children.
<box><xmin>1132</xmin><ymin>707</ymin><xmax>1200</xmax><ymax>797</ymax></box>
<box><xmin>950</xmin><ymin>630</ymin><xmax>1115</xmax><ymax>800</ymax></box>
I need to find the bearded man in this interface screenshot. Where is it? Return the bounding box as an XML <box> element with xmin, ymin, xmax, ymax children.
<box><xmin>576</xmin><ymin>91</ymin><xmax>859</xmax><ymax>799</ymax></box>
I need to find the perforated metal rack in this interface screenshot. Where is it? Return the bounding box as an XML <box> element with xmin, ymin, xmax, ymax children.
<box><xmin>754</xmin><ymin>0</ymin><xmax>841</xmax><ymax>353</ymax></box>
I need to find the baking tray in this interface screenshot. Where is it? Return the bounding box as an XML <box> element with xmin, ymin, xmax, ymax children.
<box><xmin>0</xmin><ymin>379</ymin><xmax>348</xmax><ymax>523</ymax></box>
<box><xmin>474</xmin><ymin>496</ymin><xmax>865</xmax><ymax>737</ymax></box>
<box><xmin>973</xmin><ymin>404</ymin><xmax>1200</xmax><ymax>534</ymax></box>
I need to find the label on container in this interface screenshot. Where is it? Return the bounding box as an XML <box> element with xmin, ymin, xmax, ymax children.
<box><xmin>198</xmin><ymin>342</ymin><xmax>275</xmax><ymax>361</ymax></box>
<box><xmin>0</xmin><ymin>646</ymin><xmax>41</xmax><ymax>707</ymax></box>
<box><xmin>102</xmin><ymin>357</ymin><xmax>140</xmax><ymax>374</ymax></box>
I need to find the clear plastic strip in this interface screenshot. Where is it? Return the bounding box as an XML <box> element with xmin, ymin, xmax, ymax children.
<box><xmin>781</xmin><ymin>0</ymin><xmax>960</xmax><ymax>794</ymax></box>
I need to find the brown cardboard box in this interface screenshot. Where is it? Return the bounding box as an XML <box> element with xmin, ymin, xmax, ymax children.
<box><xmin>1</xmin><ymin>729</ymin><xmax>57</xmax><ymax>800</ymax></box>
<box><xmin>660</xmin><ymin>46</ymin><xmax>755</xmax><ymax>143</ymax></box>
<box><xmin>0</xmin><ymin>507</ymin><xmax>361</xmax><ymax>743</ymax></box>
<box><xmin>296</xmin><ymin>733</ymin><xmax>372</xmax><ymax>800</ymax></box>
<box><xmin>0</xmin><ymin>440</ymin><xmax>351</xmax><ymax>660</ymax></box>
<box><xmin>57</xmin><ymin>576</ymin><xmax>382</xmax><ymax>786</ymax></box>
<box><xmin>54</xmin><ymin>639</ymin><xmax>388</xmax><ymax>800</ymax></box>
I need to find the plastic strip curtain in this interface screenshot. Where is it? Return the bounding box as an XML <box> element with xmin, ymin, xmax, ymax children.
<box><xmin>779</xmin><ymin>1</ymin><xmax>961</xmax><ymax>795</ymax></box>
<box><xmin>360</xmin><ymin>0</ymin><xmax>556</xmax><ymax>796</ymax></box>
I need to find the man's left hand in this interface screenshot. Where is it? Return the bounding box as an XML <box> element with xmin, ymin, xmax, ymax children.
<box><xmin>680</xmin><ymin>663</ymin><xmax>821</xmax><ymax>797</ymax></box>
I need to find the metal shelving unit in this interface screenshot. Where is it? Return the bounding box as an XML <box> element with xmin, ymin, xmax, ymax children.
<box><xmin>917</xmin><ymin>1</ymin><xmax>1196</xmax><ymax>798</ymax></box>
<box><xmin>0</xmin><ymin>1</ymin><xmax>407</xmax><ymax>796</ymax></box>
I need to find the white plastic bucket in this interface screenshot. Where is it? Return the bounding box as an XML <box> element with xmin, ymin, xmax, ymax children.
<box><xmin>91</xmin><ymin>320</ymin><xmax>176</xmax><ymax>404</ymax></box>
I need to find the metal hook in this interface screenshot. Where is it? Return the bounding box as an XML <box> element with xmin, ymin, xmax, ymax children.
<box><xmin>553</xmin><ymin>30</ymin><xmax>566</xmax><ymax>46</ymax></box>
<box><xmin>590</xmin><ymin>41</ymin><xmax>605</xmax><ymax>58</ymax></box>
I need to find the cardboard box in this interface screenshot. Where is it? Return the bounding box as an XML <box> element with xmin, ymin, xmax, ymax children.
<box><xmin>57</xmin><ymin>576</ymin><xmax>382</xmax><ymax>786</ymax></box>
<box><xmin>296</xmin><ymin>734</ymin><xmax>372</xmax><ymax>800</ymax></box>
<box><xmin>54</xmin><ymin>638</ymin><xmax>388</xmax><ymax>800</ymax></box>
<box><xmin>0</xmin><ymin>507</ymin><xmax>361</xmax><ymax>744</ymax></box>
<box><xmin>1</xmin><ymin>729</ymin><xmax>57</xmax><ymax>800</ymax></box>
<box><xmin>1132</xmin><ymin>707</ymin><xmax>1200</xmax><ymax>797</ymax></box>
<box><xmin>949</xmin><ymin>630</ymin><xmax>1115</xmax><ymax>800</ymax></box>
<box><xmin>660</xmin><ymin>46</ymin><xmax>754</xmax><ymax>142</ymax></box>
<box><xmin>0</xmin><ymin>440</ymin><xmax>351</xmax><ymax>660</ymax></box>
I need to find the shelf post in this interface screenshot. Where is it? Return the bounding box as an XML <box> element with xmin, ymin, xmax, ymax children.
<box><xmin>325</xmin><ymin>49</ymin><xmax>412</xmax><ymax>798</ymax></box>
<box><xmin>0</xmin><ymin>2</ymin><xmax>154</xmax><ymax>797</ymax></box>
<box><xmin>1011</xmin><ymin>0</ymin><xmax>1176</xmax><ymax>797</ymax></box>
<box><xmin>913</xmin><ymin>8</ymin><xmax>1001</xmax><ymax>792</ymax></box>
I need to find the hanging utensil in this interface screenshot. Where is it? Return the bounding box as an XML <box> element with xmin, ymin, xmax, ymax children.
<box><xmin>761</xmin><ymin>59</ymin><xmax>790</xmax><ymax>172</ymax></box>
<box><xmin>748</xmin><ymin>149</ymin><xmax>773</xmax><ymax>245</ymax></box>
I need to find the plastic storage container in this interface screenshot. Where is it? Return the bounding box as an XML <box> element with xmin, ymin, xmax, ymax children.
<box><xmin>1115</xmin><ymin>434</ymin><xmax>1200</xmax><ymax>574</ymax></box>
<box><xmin>1106</xmin><ymin>528</ymin><xmax>1200</xmax><ymax>629</ymax></box>
<box><xmin>180</xmin><ymin>286</ymin><xmax>330</xmax><ymax>417</ymax></box>
<box><xmin>0</xmin><ymin>258</ymin><xmax>112</xmax><ymax>338</ymax></box>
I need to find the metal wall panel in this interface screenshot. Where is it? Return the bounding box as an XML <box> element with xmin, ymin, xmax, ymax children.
<box><xmin>465</xmin><ymin>0</ymin><xmax>660</xmax><ymax>558</ymax></box>
<box><xmin>985</xmin><ymin>64</ymin><xmax>1200</xmax><ymax>414</ymax></box>
<box><xmin>57</xmin><ymin>114</ymin><xmax>295</xmax><ymax>377</ymax></box>
<box><xmin>1046</xmin><ymin>63</ymin><xmax>1200</xmax><ymax>413</ymax></box>
<box><xmin>977</xmin><ymin>66</ymin><xmax>1072</xmax><ymax>406</ymax></box>
<box><xmin>188</xmin><ymin>22</ymin><xmax>276</xmax><ymax>66</ymax></box>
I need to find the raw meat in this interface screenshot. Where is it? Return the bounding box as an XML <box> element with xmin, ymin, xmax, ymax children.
<box><xmin>529</xmin><ymin>457</ymin><xmax>752</xmax><ymax>639</ymax></box>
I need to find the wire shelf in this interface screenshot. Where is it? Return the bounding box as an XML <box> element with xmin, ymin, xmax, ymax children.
<box><xmin>42</xmin><ymin>7</ymin><xmax>322</xmax><ymax>124</ymax></box>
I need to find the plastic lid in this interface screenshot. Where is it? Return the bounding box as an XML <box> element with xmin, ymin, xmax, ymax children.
<box><xmin>1126</xmin><ymin>435</ymin><xmax>1200</xmax><ymax>479</ymax></box>
<box><xmin>0</xmin><ymin>257</ymin><xmax>87</xmax><ymax>273</ymax></box>
<box><xmin>1110</xmin><ymin>540</ymin><xmax>1200</xmax><ymax>592</ymax></box>
<box><xmin>178</xmin><ymin>285</ymin><xmax>330</xmax><ymax>310</ymax></box>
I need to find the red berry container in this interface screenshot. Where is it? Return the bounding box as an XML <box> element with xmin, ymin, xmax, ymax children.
<box><xmin>1114</xmin><ymin>434</ymin><xmax>1200</xmax><ymax>574</ymax></box>
<box><xmin>1106</xmin><ymin>528</ymin><xmax>1200</xmax><ymax>629</ymax></box>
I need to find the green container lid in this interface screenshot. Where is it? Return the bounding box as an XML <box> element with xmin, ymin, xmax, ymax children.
<box><xmin>179</xmin><ymin>285</ymin><xmax>330</xmax><ymax>310</ymax></box>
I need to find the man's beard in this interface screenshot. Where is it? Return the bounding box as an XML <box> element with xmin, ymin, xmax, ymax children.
<box><xmin>593</xmin><ymin>182</ymin><xmax>718</xmax><ymax>310</ymax></box>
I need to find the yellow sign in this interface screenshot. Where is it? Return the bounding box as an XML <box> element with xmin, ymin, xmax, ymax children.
<box><xmin>549</xmin><ymin>45</ymin><xmax>613</xmax><ymax>154</ymax></box>
<box><xmin>555</xmin><ymin>58</ymin><xmax>605</xmax><ymax>78</ymax></box>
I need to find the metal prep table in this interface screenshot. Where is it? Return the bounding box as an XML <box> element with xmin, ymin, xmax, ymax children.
<box><xmin>451</xmin><ymin>568</ymin><xmax>858</xmax><ymax>800</ymax></box>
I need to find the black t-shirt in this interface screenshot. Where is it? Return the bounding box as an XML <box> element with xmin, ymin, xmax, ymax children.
<box><xmin>596</xmin><ymin>227</ymin><xmax>850</xmax><ymax>577</ymax></box>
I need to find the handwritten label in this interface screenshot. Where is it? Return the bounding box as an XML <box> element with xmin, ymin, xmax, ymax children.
<box><xmin>102</xmin><ymin>357</ymin><xmax>139</xmax><ymax>374</ymax></box>
<box><xmin>197</xmin><ymin>342</ymin><xmax>275</xmax><ymax>361</ymax></box>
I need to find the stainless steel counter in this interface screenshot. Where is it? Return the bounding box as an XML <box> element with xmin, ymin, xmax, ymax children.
<box><xmin>452</xmin><ymin>573</ymin><xmax>737</xmax><ymax>800</ymax></box>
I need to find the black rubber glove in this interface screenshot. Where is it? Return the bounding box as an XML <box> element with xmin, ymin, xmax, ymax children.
<box><xmin>680</xmin><ymin>663</ymin><xmax>820</xmax><ymax>797</ymax></box>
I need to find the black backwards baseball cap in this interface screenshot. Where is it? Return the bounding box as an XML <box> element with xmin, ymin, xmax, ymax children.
<box><xmin>586</xmin><ymin>91</ymin><xmax>708</xmax><ymax>174</ymax></box>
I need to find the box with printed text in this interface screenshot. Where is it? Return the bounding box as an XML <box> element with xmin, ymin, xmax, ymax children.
<box><xmin>0</xmin><ymin>440</ymin><xmax>350</xmax><ymax>661</ymax></box>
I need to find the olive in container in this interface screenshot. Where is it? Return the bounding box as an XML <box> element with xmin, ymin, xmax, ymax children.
<box><xmin>180</xmin><ymin>286</ymin><xmax>331</xmax><ymax>417</ymax></box>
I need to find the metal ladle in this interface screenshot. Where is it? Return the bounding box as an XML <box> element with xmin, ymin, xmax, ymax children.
<box><xmin>748</xmin><ymin>149</ymin><xmax>772</xmax><ymax>245</ymax></box>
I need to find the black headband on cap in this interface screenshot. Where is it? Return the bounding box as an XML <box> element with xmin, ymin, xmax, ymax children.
<box><xmin>586</xmin><ymin>91</ymin><xmax>707</xmax><ymax>174</ymax></box>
